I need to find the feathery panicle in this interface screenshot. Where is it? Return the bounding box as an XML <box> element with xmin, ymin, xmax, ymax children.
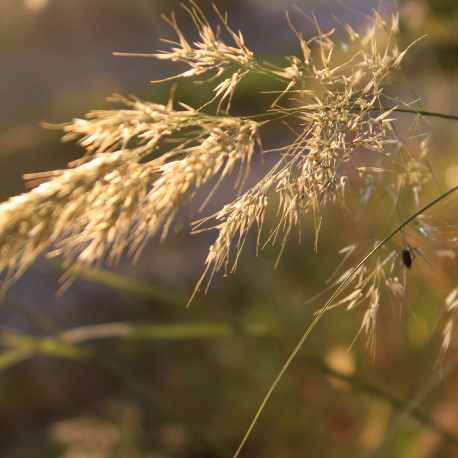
<box><xmin>313</xmin><ymin>244</ymin><xmax>404</xmax><ymax>352</ymax></box>
<box><xmin>115</xmin><ymin>1</ymin><xmax>257</xmax><ymax>113</ymax></box>
<box><xmin>0</xmin><ymin>150</ymin><xmax>143</xmax><ymax>288</ymax></box>
<box><xmin>0</xmin><ymin>94</ymin><xmax>259</xmax><ymax>290</ymax></box>
<box><xmin>153</xmin><ymin>1</ymin><xmax>256</xmax><ymax>80</ymax></box>
<box><xmin>0</xmin><ymin>1</ymin><xmax>455</xmax><ymax>354</ymax></box>
<box><xmin>189</xmin><ymin>10</ymin><xmax>411</xmax><ymax>291</ymax></box>
<box><xmin>191</xmin><ymin>191</ymin><xmax>268</xmax><ymax>302</ymax></box>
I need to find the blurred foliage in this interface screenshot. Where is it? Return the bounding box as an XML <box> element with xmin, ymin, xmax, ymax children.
<box><xmin>400</xmin><ymin>0</ymin><xmax>458</xmax><ymax>74</ymax></box>
<box><xmin>0</xmin><ymin>1</ymin><xmax>457</xmax><ymax>457</ymax></box>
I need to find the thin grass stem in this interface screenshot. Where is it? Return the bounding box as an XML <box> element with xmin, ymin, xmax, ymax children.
<box><xmin>234</xmin><ymin>185</ymin><xmax>458</xmax><ymax>457</ymax></box>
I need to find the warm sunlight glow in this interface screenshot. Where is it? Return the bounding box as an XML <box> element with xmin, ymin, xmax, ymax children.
<box><xmin>24</xmin><ymin>0</ymin><xmax>49</xmax><ymax>12</ymax></box>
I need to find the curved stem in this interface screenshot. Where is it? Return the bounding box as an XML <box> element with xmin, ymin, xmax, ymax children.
<box><xmin>234</xmin><ymin>185</ymin><xmax>458</xmax><ymax>457</ymax></box>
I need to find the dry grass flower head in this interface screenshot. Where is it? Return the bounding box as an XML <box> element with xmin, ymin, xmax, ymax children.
<box><xmin>0</xmin><ymin>1</ymin><xmax>456</xmax><ymax>352</ymax></box>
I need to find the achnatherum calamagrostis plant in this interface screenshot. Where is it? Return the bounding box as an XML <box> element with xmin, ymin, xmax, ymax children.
<box><xmin>0</xmin><ymin>1</ymin><xmax>456</xmax><ymax>351</ymax></box>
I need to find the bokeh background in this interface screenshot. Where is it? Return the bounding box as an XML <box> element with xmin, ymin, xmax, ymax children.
<box><xmin>0</xmin><ymin>0</ymin><xmax>457</xmax><ymax>456</ymax></box>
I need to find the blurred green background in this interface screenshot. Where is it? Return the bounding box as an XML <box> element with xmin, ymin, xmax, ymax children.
<box><xmin>0</xmin><ymin>0</ymin><xmax>457</xmax><ymax>457</ymax></box>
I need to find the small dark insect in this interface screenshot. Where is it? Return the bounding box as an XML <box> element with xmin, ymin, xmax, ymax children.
<box><xmin>402</xmin><ymin>248</ymin><xmax>412</xmax><ymax>269</ymax></box>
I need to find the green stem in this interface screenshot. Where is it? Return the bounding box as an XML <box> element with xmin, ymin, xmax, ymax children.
<box><xmin>245</xmin><ymin>106</ymin><xmax>458</xmax><ymax>122</ymax></box>
<box><xmin>308</xmin><ymin>357</ymin><xmax>458</xmax><ymax>450</ymax></box>
<box><xmin>1</xmin><ymin>296</ymin><xmax>231</xmax><ymax>458</ymax></box>
<box><xmin>372</xmin><ymin>353</ymin><xmax>458</xmax><ymax>455</ymax></box>
<box><xmin>35</xmin><ymin>258</ymin><xmax>186</xmax><ymax>308</ymax></box>
<box><xmin>372</xmin><ymin>107</ymin><xmax>458</xmax><ymax>120</ymax></box>
<box><xmin>234</xmin><ymin>185</ymin><xmax>458</xmax><ymax>458</ymax></box>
